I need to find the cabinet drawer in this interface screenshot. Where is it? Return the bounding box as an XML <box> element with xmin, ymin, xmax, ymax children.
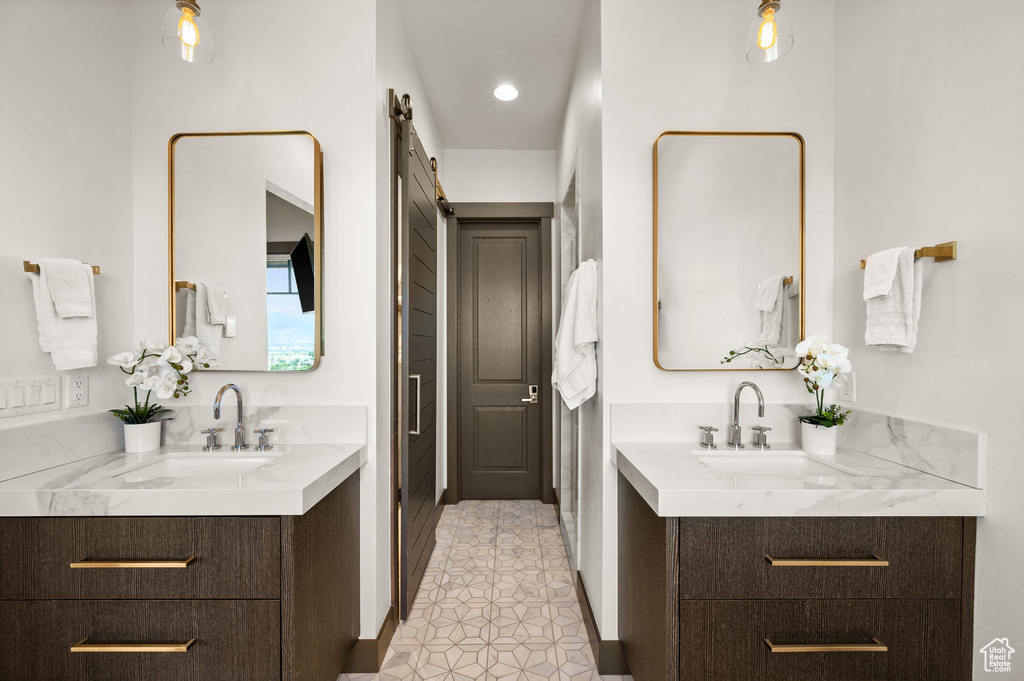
<box><xmin>679</xmin><ymin>598</ymin><xmax>961</xmax><ymax>681</ymax></box>
<box><xmin>679</xmin><ymin>517</ymin><xmax>963</xmax><ymax>599</ymax></box>
<box><xmin>0</xmin><ymin>516</ymin><xmax>280</xmax><ymax>599</ymax></box>
<box><xmin>0</xmin><ymin>599</ymin><xmax>280</xmax><ymax>681</ymax></box>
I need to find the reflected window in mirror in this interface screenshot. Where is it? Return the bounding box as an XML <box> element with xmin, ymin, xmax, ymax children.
<box><xmin>653</xmin><ymin>132</ymin><xmax>805</xmax><ymax>371</ymax></box>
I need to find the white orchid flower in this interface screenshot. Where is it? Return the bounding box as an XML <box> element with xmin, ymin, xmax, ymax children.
<box><xmin>125</xmin><ymin>371</ymin><xmax>147</xmax><ymax>387</ymax></box>
<box><xmin>194</xmin><ymin>346</ymin><xmax>212</xmax><ymax>364</ymax></box>
<box><xmin>175</xmin><ymin>336</ymin><xmax>200</xmax><ymax>353</ymax></box>
<box><xmin>140</xmin><ymin>339</ymin><xmax>167</xmax><ymax>353</ymax></box>
<box><xmin>143</xmin><ymin>369</ymin><xmax>177</xmax><ymax>400</ymax></box>
<box><xmin>106</xmin><ymin>351</ymin><xmax>139</xmax><ymax>369</ymax></box>
<box><xmin>159</xmin><ymin>346</ymin><xmax>183</xmax><ymax>365</ymax></box>
<box><xmin>179</xmin><ymin>358</ymin><xmax>194</xmax><ymax>374</ymax></box>
<box><xmin>795</xmin><ymin>333</ymin><xmax>828</xmax><ymax>358</ymax></box>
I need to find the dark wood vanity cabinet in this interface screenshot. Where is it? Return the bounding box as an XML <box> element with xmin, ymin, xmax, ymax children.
<box><xmin>0</xmin><ymin>472</ymin><xmax>359</xmax><ymax>681</ymax></box>
<box><xmin>618</xmin><ymin>474</ymin><xmax>976</xmax><ymax>681</ymax></box>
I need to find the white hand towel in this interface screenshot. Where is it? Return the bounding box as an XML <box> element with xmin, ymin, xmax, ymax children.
<box><xmin>863</xmin><ymin>247</ymin><xmax>904</xmax><ymax>300</ymax></box>
<box><xmin>756</xmin><ymin>276</ymin><xmax>785</xmax><ymax>346</ymax></box>
<box><xmin>26</xmin><ymin>271</ymin><xmax>97</xmax><ymax>370</ymax></box>
<box><xmin>183</xmin><ymin>288</ymin><xmax>197</xmax><ymax>337</ymax></box>
<box><xmin>552</xmin><ymin>259</ymin><xmax>599</xmax><ymax>410</ymax></box>
<box><xmin>205</xmin><ymin>284</ymin><xmax>228</xmax><ymax>326</ymax></box>
<box><xmin>865</xmin><ymin>248</ymin><xmax>922</xmax><ymax>352</ymax></box>
<box><xmin>40</xmin><ymin>258</ymin><xmax>94</xmax><ymax>318</ymax></box>
<box><xmin>195</xmin><ymin>284</ymin><xmax>223</xmax><ymax>359</ymax></box>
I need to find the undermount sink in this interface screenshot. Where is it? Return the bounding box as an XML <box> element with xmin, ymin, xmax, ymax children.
<box><xmin>119</xmin><ymin>456</ymin><xmax>275</xmax><ymax>483</ymax></box>
<box><xmin>693</xmin><ymin>450</ymin><xmax>854</xmax><ymax>478</ymax></box>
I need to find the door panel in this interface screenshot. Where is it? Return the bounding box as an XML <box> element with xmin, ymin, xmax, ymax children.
<box><xmin>399</xmin><ymin>121</ymin><xmax>437</xmax><ymax>620</ymax></box>
<box><xmin>459</xmin><ymin>224</ymin><xmax>542</xmax><ymax>499</ymax></box>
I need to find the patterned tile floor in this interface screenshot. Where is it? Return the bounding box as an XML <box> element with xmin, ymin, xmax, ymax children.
<box><xmin>340</xmin><ymin>500</ymin><xmax>632</xmax><ymax>681</ymax></box>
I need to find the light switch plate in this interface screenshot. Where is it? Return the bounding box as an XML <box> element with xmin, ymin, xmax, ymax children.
<box><xmin>64</xmin><ymin>373</ymin><xmax>89</xmax><ymax>409</ymax></box>
<box><xmin>0</xmin><ymin>377</ymin><xmax>61</xmax><ymax>418</ymax></box>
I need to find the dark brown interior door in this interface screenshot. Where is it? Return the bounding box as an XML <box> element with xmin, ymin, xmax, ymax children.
<box><xmin>458</xmin><ymin>222</ymin><xmax>542</xmax><ymax>499</ymax></box>
<box><xmin>399</xmin><ymin>120</ymin><xmax>436</xmax><ymax>620</ymax></box>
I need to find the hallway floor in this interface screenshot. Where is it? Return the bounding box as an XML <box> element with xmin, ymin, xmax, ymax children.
<box><xmin>341</xmin><ymin>500</ymin><xmax>630</xmax><ymax>681</ymax></box>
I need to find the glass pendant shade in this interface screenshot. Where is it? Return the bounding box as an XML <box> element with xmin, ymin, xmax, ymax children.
<box><xmin>746</xmin><ymin>1</ymin><xmax>793</xmax><ymax>64</ymax></box>
<box><xmin>160</xmin><ymin>0</ymin><xmax>214</xmax><ymax>65</ymax></box>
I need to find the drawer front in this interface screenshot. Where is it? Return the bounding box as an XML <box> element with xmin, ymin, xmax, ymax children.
<box><xmin>679</xmin><ymin>517</ymin><xmax>963</xmax><ymax>599</ymax></box>
<box><xmin>0</xmin><ymin>516</ymin><xmax>280</xmax><ymax>599</ymax></box>
<box><xmin>0</xmin><ymin>599</ymin><xmax>280</xmax><ymax>681</ymax></box>
<box><xmin>679</xmin><ymin>598</ymin><xmax>962</xmax><ymax>681</ymax></box>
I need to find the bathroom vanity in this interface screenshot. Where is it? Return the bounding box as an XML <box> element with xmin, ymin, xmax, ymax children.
<box><xmin>613</xmin><ymin>410</ymin><xmax>985</xmax><ymax>681</ymax></box>
<box><xmin>0</xmin><ymin>432</ymin><xmax>366</xmax><ymax>681</ymax></box>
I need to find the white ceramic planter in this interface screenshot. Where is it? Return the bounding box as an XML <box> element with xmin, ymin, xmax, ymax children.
<box><xmin>800</xmin><ymin>421</ymin><xmax>838</xmax><ymax>456</ymax></box>
<box><xmin>124</xmin><ymin>421</ymin><xmax>162</xmax><ymax>454</ymax></box>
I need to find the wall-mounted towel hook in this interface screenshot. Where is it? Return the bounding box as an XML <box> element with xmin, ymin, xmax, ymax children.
<box><xmin>174</xmin><ymin>281</ymin><xmax>196</xmax><ymax>292</ymax></box>
<box><xmin>860</xmin><ymin>241</ymin><xmax>957</xmax><ymax>269</ymax></box>
<box><xmin>24</xmin><ymin>261</ymin><xmax>100</xmax><ymax>275</ymax></box>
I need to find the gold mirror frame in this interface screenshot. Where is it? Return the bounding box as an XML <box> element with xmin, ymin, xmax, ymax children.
<box><xmin>653</xmin><ymin>131</ymin><xmax>805</xmax><ymax>371</ymax></box>
<box><xmin>168</xmin><ymin>130</ymin><xmax>324</xmax><ymax>371</ymax></box>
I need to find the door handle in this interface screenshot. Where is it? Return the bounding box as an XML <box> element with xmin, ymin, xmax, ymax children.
<box><xmin>521</xmin><ymin>385</ymin><xmax>539</xmax><ymax>404</ymax></box>
<box><xmin>409</xmin><ymin>374</ymin><xmax>422</xmax><ymax>435</ymax></box>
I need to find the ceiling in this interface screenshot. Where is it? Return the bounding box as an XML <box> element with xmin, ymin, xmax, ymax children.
<box><xmin>394</xmin><ymin>0</ymin><xmax>589</xmax><ymax>150</ymax></box>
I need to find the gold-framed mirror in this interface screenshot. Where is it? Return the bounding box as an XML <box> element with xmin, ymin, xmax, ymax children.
<box><xmin>654</xmin><ymin>131</ymin><xmax>805</xmax><ymax>371</ymax></box>
<box><xmin>168</xmin><ymin>130</ymin><xmax>323</xmax><ymax>372</ymax></box>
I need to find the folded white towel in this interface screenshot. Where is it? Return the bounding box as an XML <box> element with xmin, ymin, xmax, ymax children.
<box><xmin>552</xmin><ymin>259</ymin><xmax>599</xmax><ymax>410</ymax></box>
<box><xmin>863</xmin><ymin>247</ymin><xmax>904</xmax><ymax>300</ymax></box>
<box><xmin>40</xmin><ymin>258</ymin><xmax>94</xmax><ymax>318</ymax></box>
<box><xmin>195</xmin><ymin>284</ymin><xmax>223</xmax><ymax>359</ymax></box>
<box><xmin>205</xmin><ymin>284</ymin><xmax>228</xmax><ymax>326</ymax></box>
<box><xmin>756</xmin><ymin>276</ymin><xmax>785</xmax><ymax>346</ymax></box>
<box><xmin>865</xmin><ymin>247</ymin><xmax>922</xmax><ymax>352</ymax></box>
<box><xmin>183</xmin><ymin>288</ymin><xmax>197</xmax><ymax>338</ymax></box>
<box><xmin>26</xmin><ymin>270</ymin><xmax>97</xmax><ymax>370</ymax></box>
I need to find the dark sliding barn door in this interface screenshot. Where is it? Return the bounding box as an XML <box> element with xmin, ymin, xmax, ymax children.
<box><xmin>399</xmin><ymin>117</ymin><xmax>437</xmax><ymax>621</ymax></box>
<box><xmin>458</xmin><ymin>222</ymin><xmax>543</xmax><ymax>499</ymax></box>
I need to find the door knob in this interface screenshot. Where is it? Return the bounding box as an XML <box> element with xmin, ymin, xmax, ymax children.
<box><xmin>521</xmin><ymin>385</ymin><xmax>539</xmax><ymax>404</ymax></box>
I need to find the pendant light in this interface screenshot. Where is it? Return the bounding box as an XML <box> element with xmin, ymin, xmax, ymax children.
<box><xmin>746</xmin><ymin>0</ymin><xmax>793</xmax><ymax>64</ymax></box>
<box><xmin>160</xmin><ymin>0</ymin><xmax>214</xmax><ymax>65</ymax></box>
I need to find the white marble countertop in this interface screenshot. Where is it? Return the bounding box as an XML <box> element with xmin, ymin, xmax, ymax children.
<box><xmin>0</xmin><ymin>443</ymin><xmax>367</xmax><ymax>517</ymax></box>
<box><xmin>614</xmin><ymin>441</ymin><xmax>985</xmax><ymax>517</ymax></box>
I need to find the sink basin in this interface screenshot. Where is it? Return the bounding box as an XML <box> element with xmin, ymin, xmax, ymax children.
<box><xmin>694</xmin><ymin>451</ymin><xmax>853</xmax><ymax>478</ymax></box>
<box><xmin>119</xmin><ymin>456</ymin><xmax>274</xmax><ymax>482</ymax></box>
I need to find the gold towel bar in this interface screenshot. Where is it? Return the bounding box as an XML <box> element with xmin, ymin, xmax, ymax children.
<box><xmin>860</xmin><ymin>241</ymin><xmax>957</xmax><ymax>269</ymax></box>
<box><xmin>765</xmin><ymin>554</ymin><xmax>889</xmax><ymax>567</ymax></box>
<box><xmin>70</xmin><ymin>556</ymin><xmax>196</xmax><ymax>569</ymax></box>
<box><xmin>24</xmin><ymin>261</ymin><xmax>100</xmax><ymax>275</ymax></box>
<box><xmin>765</xmin><ymin>638</ymin><xmax>888</xmax><ymax>653</ymax></box>
<box><xmin>71</xmin><ymin>638</ymin><xmax>196</xmax><ymax>653</ymax></box>
<box><xmin>175</xmin><ymin>280</ymin><xmax>197</xmax><ymax>292</ymax></box>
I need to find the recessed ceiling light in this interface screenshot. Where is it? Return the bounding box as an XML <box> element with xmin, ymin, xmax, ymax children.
<box><xmin>494</xmin><ymin>84</ymin><xmax>519</xmax><ymax>102</ymax></box>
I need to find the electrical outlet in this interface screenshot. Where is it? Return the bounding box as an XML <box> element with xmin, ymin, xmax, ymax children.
<box><xmin>64</xmin><ymin>373</ymin><xmax>89</xmax><ymax>408</ymax></box>
<box><xmin>839</xmin><ymin>371</ymin><xmax>856</xmax><ymax>403</ymax></box>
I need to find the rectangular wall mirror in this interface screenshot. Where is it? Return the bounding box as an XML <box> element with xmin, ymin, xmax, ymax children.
<box><xmin>654</xmin><ymin>131</ymin><xmax>805</xmax><ymax>371</ymax></box>
<box><xmin>169</xmin><ymin>131</ymin><xmax>323</xmax><ymax>372</ymax></box>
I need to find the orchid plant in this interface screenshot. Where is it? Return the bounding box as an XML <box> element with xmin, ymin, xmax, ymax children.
<box><xmin>107</xmin><ymin>337</ymin><xmax>214</xmax><ymax>424</ymax></box>
<box><xmin>796</xmin><ymin>333</ymin><xmax>853</xmax><ymax>428</ymax></box>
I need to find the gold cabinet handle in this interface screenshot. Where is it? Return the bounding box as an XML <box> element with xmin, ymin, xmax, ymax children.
<box><xmin>71</xmin><ymin>638</ymin><xmax>196</xmax><ymax>653</ymax></box>
<box><xmin>765</xmin><ymin>554</ymin><xmax>889</xmax><ymax>567</ymax></box>
<box><xmin>70</xmin><ymin>556</ymin><xmax>196</xmax><ymax>569</ymax></box>
<box><xmin>765</xmin><ymin>638</ymin><xmax>887</xmax><ymax>653</ymax></box>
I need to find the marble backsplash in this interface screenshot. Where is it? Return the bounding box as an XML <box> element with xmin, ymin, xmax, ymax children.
<box><xmin>0</xmin><ymin>405</ymin><xmax>367</xmax><ymax>483</ymax></box>
<box><xmin>610</xmin><ymin>403</ymin><xmax>985</xmax><ymax>489</ymax></box>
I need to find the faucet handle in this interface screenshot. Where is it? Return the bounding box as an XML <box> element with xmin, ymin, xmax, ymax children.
<box><xmin>698</xmin><ymin>425</ymin><xmax>719</xmax><ymax>450</ymax></box>
<box><xmin>201</xmin><ymin>427</ymin><xmax>223</xmax><ymax>451</ymax></box>
<box><xmin>751</xmin><ymin>425</ymin><xmax>772</xmax><ymax>450</ymax></box>
<box><xmin>253</xmin><ymin>428</ymin><xmax>275</xmax><ymax>452</ymax></box>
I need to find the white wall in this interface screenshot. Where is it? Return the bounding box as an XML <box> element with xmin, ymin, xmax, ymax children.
<box><xmin>0</xmin><ymin>0</ymin><xmax>136</xmax><ymax>428</ymax></box>
<box><xmin>596</xmin><ymin>0</ymin><xmax>836</xmax><ymax>637</ymax></box>
<box><xmin>129</xmin><ymin>0</ymin><xmax>384</xmax><ymax>637</ymax></box>
<box><xmin>832</xmin><ymin>0</ymin><xmax>1024</xmax><ymax>674</ymax></box>
<box><xmin>555</xmin><ymin>0</ymin><xmax>605</xmax><ymax>632</ymax></box>
<box><xmin>444</xmin><ymin>149</ymin><xmax>556</xmax><ymax>203</ymax></box>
